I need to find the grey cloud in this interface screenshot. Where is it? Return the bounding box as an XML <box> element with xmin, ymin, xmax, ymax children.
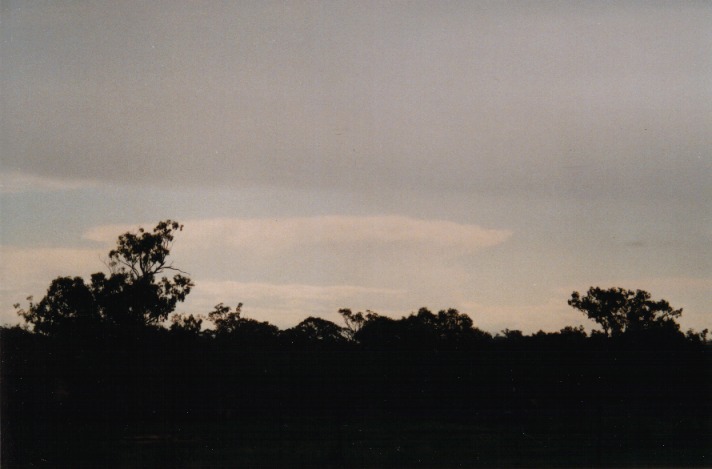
<box><xmin>2</xmin><ymin>1</ymin><xmax>711</xmax><ymax>204</ymax></box>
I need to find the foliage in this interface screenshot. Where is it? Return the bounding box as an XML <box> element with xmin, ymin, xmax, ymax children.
<box><xmin>354</xmin><ymin>314</ymin><xmax>402</xmax><ymax>347</ymax></box>
<box><xmin>207</xmin><ymin>302</ymin><xmax>244</xmax><ymax>335</ymax></box>
<box><xmin>170</xmin><ymin>313</ymin><xmax>204</xmax><ymax>335</ymax></box>
<box><xmin>15</xmin><ymin>277</ymin><xmax>99</xmax><ymax>336</ymax></box>
<box><xmin>207</xmin><ymin>302</ymin><xmax>279</xmax><ymax>344</ymax></box>
<box><xmin>281</xmin><ymin>316</ymin><xmax>348</xmax><ymax>346</ymax></box>
<box><xmin>568</xmin><ymin>287</ymin><xmax>683</xmax><ymax>338</ymax></box>
<box><xmin>104</xmin><ymin>220</ymin><xmax>193</xmax><ymax>325</ymax></box>
<box><xmin>498</xmin><ymin>328</ymin><xmax>523</xmax><ymax>340</ymax></box>
<box><xmin>559</xmin><ymin>325</ymin><xmax>587</xmax><ymax>338</ymax></box>
<box><xmin>341</xmin><ymin>307</ymin><xmax>492</xmax><ymax>349</ymax></box>
<box><xmin>16</xmin><ymin>220</ymin><xmax>193</xmax><ymax>334</ymax></box>
<box><xmin>685</xmin><ymin>328</ymin><xmax>709</xmax><ymax>344</ymax></box>
<box><xmin>338</xmin><ymin>308</ymin><xmax>379</xmax><ymax>340</ymax></box>
<box><xmin>108</xmin><ymin>220</ymin><xmax>184</xmax><ymax>279</ymax></box>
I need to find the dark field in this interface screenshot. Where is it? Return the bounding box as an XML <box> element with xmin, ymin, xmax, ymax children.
<box><xmin>2</xmin><ymin>328</ymin><xmax>710</xmax><ymax>467</ymax></box>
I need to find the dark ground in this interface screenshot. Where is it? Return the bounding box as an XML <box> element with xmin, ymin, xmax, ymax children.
<box><xmin>2</xmin><ymin>329</ymin><xmax>710</xmax><ymax>467</ymax></box>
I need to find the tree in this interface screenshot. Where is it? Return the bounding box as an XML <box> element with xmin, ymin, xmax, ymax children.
<box><xmin>434</xmin><ymin>308</ymin><xmax>476</xmax><ymax>343</ymax></box>
<box><xmin>338</xmin><ymin>308</ymin><xmax>380</xmax><ymax>341</ymax></box>
<box><xmin>170</xmin><ymin>313</ymin><xmax>204</xmax><ymax>336</ymax></box>
<box><xmin>103</xmin><ymin>220</ymin><xmax>193</xmax><ymax>326</ymax></box>
<box><xmin>568</xmin><ymin>287</ymin><xmax>682</xmax><ymax>338</ymax></box>
<box><xmin>354</xmin><ymin>314</ymin><xmax>402</xmax><ymax>348</ymax></box>
<box><xmin>281</xmin><ymin>317</ymin><xmax>348</xmax><ymax>346</ymax></box>
<box><xmin>207</xmin><ymin>302</ymin><xmax>244</xmax><ymax>335</ymax></box>
<box><xmin>346</xmin><ymin>307</ymin><xmax>486</xmax><ymax>349</ymax></box>
<box><xmin>16</xmin><ymin>277</ymin><xmax>100</xmax><ymax>336</ymax></box>
<box><xmin>207</xmin><ymin>303</ymin><xmax>279</xmax><ymax>345</ymax></box>
<box><xmin>498</xmin><ymin>328</ymin><xmax>524</xmax><ymax>341</ymax></box>
<box><xmin>16</xmin><ymin>220</ymin><xmax>193</xmax><ymax>334</ymax></box>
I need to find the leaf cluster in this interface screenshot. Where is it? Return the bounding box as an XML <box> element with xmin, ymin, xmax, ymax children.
<box><xmin>16</xmin><ymin>221</ymin><xmax>193</xmax><ymax>335</ymax></box>
<box><xmin>568</xmin><ymin>287</ymin><xmax>683</xmax><ymax>338</ymax></box>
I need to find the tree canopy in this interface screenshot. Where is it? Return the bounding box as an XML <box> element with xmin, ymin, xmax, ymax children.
<box><xmin>16</xmin><ymin>220</ymin><xmax>193</xmax><ymax>334</ymax></box>
<box><xmin>568</xmin><ymin>287</ymin><xmax>683</xmax><ymax>338</ymax></box>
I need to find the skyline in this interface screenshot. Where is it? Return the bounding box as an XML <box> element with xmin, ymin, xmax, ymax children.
<box><xmin>1</xmin><ymin>1</ymin><xmax>711</xmax><ymax>333</ymax></box>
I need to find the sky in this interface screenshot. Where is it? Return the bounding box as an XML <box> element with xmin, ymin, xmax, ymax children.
<box><xmin>1</xmin><ymin>1</ymin><xmax>711</xmax><ymax>333</ymax></box>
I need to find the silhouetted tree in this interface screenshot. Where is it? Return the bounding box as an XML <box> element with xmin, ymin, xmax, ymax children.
<box><xmin>349</xmin><ymin>307</ymin><xmax>488</xmax><ymax>349</ymax></box>
<box><xmin>281</xmin><ymin>317</ymin><xmax>348</xmax><ymax>346</ymax></box>
<box><xmin>399</xmin><ymin>308</ymin><xmax>467</xmax><ymax>347</ymax></box>
<box><xmin>15</xmin><ymin>220</ymin><xmax>193</xmax><ymax>334</ymax></box>
<box><xmin>207</xmin><ymin>302</ymin><xmax>279</xmax><ymax>345</ymax></box>
<box><xmin>401</xmin><ymin>308</ymin><xmax>439</xmax><ymax>346</ymax></box>
<box><xmin>685</xmin><ymin>328</ymin><xmax>709</xmax><ymax>345</ymax></box>
<box><xmin>431</xmin><ymin>308</ymin><xmax>486</xmax><ymax>346</ymax></box>
<box><xmin>207</xmin><ymin>302</ymin><xmax>244</xmax><ymax>335</ymax></box>
<box><xmin>338</xmin><ymin>308</ymin><xmax>379</xmax><ymax>341</ymax></box>
<box><xmin>355</xmin><ymin>314</ymin><xmax>402</xmax><ymax>347</ymax></box>
<box><xmin>498</xmin><ymin>328</ymin><xmax>524</xmax><ymax>341</ymax></box>
<box><xmin>170</xmin><ymin>313</ymin><xmax>204</xmax><ymax>336</ymax></box>
<box><xmin>102</xmin><ymin>220</ymin><xmax>193</xmax><ymax>326</ymax></box>
<box><xmin>558</xmin><ymin>325</ymin><xmax>587</xmax><ymax>338</ymax></box>
<box><xmin>568</xmin><ymin>287</ymin><xmax>683</xmax><ymax>338</ymax></box>
<box><xmin>15</xmin><ymin>277</ymin><xmax>100</xmax><ymax>336</ymax></box>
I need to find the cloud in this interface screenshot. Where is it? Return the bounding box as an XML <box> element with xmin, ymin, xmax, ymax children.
<box><xmin>83</xmin><ymin>216</ymin><xmax>512</xmax><ymax>290</ymax></box>
<box><xmin>186</xmin><ymin>216</ymin><xmax>510</xmax><ymax>251</ymax></box>
<box><xmin>0</xmin><ymin>171</ymin><xmax>97</xmax><ymax>194</ymax></box>
<box><xmin>83</xmin><ymin>216</ymin><xmax>512</xmax><ymax>260</ymax></box>
<box><xmin>3</xmin><ymin>2</ymin><xmax>710</xmax><ymax>202</ymax></box>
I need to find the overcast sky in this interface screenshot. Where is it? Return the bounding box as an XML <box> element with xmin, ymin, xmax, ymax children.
<box><xmin>1</xmin><ymin>1</ymin><xmax>710</xmax><ymax>333</ymax></box>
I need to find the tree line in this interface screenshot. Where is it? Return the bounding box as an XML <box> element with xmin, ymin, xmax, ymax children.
<box><xmin>3</xmin><ymin>221</ymin><xmax>710</xmax><ymax>467</ymax></box>
<box><xmin>10</xmin><ymin>220</ymin><xmax>709</xmax><ymax>347</ymax></box>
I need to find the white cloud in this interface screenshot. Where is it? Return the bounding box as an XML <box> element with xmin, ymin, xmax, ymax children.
<box><xmin>84</xmin><ymin>216</ymin><xmax>511</xmax><ymax>252</ymax></box>
<box><xmin>0</xmin><ymin>171</ymin><xmax>97</xmax><ymax>194</ymax></box>
<box><xmin>82</xmin><ymin>216</ymin><xmax>513</xmax><ymax>282</ymax></box>
<box><xmin>183</xmin><ymin>216</ymin><xmax>512</xmax><ymax>255</ymax></box>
